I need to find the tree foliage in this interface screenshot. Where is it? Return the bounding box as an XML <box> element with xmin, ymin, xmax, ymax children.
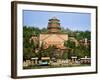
<box><xmin>64</xmin><ymin>40</ymin><xmax>75</xmax><ymax>49</ymax></box>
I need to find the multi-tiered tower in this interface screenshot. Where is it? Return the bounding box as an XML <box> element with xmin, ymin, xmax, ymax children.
<box><xmin>47</xmin><ymin>17</ymin><xmax>61</xmax><ymax>33</ymax></box>
<box><xmin>39</xmin><ymin>17</ymin><xmax>68</xmax><ymax>49</ymax></box>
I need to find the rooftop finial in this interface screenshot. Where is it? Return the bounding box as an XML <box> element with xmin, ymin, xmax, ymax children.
<box><xmin>49</xmin><ymin>16</ymin><xmax>60</xmax><ymax>21</ymax></box>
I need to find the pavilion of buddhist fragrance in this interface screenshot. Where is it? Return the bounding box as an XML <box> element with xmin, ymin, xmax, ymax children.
<box><xmin>39</xmin><ymin>17</ymin><xmax>68</xmax><ymax>49</ymax></box>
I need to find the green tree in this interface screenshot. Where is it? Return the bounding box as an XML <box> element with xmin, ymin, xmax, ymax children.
<box><xmin>64</xmin><ymin>40</ymin><xmax>75</xmax><ymax>49</ymax></box>
<box><xmin>62</xmin><ymin>52</ymin><xmax>68</xmax><ymax>60</ymax></box>
<box><xmin>23</xmin><ymin>48</ymin><xmax>36</xmax><ymax>60</ymax></box>
<box><xmin>75</xmin><ymin>31</ymin><xmax>91</xmax><ymax>40</ymax></box>
<box><xmin>23</xmin><ymin>26</ymin><xmax>41</xmax><ymax>61</ymax></box>
<box><xmin>64</xmin><ymin>40</ymin><xmax>76</xmax><ymax>59</ymax></box>
<box><xmin>74</xmin><ymin>45</ymin><xmax>90</xmax><ymax>59</ymax></box>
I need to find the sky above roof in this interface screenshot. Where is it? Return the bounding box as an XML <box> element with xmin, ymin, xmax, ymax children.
<box><xmin>23</xmin><ymin>10</ymin><xmax>91</xmax><ymax>31</ymax></box>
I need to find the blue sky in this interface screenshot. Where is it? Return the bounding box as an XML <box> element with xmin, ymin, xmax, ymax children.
<box><xmin>23</xmin><ymin>10</ymin><xmax>91</xmax><ymax>31</ymax></box>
